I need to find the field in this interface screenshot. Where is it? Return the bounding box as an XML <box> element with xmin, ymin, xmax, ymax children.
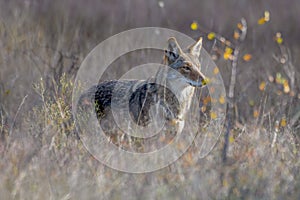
<box><xmin>0</xmin><ymin>0</ymin><xmax>300</xmax><ymax>199</ymax></box>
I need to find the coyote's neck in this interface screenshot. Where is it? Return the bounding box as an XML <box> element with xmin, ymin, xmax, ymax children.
<box><xmin>155</xmin><ymin>66</ymin><xmax>195</xmax><ymax>119</ymax></box>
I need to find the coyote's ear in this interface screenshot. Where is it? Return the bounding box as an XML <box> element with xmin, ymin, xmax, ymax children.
<box><xmin>188</xmin><ymin>37</ymin><xmax>202</xmax><ymax>58</ymax></box>
<box><xmin>165</xmin><ymin>37</ymin><xmax>182</xmax><ymax>63</ymax></box>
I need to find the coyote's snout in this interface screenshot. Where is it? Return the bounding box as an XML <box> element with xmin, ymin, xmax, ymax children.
<box><xmin>79</xmin><ymin>37</ymin><xmax>207</xmax><ymax>139</ymax></box>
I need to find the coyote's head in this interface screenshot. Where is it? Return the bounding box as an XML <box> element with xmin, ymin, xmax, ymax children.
<box><xmin>164</xmin><ymin>37</ymin><xmax>207</xmax><ymax>87</ymax></box>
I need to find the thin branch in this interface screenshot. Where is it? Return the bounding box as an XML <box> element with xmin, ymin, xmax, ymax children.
<box><xmin>223</xmin><ymin>18</ymin><xmax>247</xmax><ymax>163</ymax></box>
<box><xmin>228</xmin><ymin>48</ymin><xmax>239</xmax><ymax>99</ymax></box>
<box><xmin>290</xmin><ymin>108</ymin><xmax>300</xmax><ymax>127</ymax></box>
<box><xmin>228</xmin><ymin>18</ymin><xmax>247</xmax><ymax>99</ymax></box>
<box><xmin>9</xmin><ymin>95</ymin><xmax>28</xmax><ymax>136</ymax></box>
<box><xmin>271</xmin><ymin>120</ymin><xmax>279</xmax><ymax>148</ymax></box>
<box><xmin>0</xmin><ymin>107</ymin><xmax>4</xmax><ymax>135</ymax></box>
<box><xmin>222</xmin><ymin>113</ymin><xmax>232</xmax><ymax>163</ymax></box>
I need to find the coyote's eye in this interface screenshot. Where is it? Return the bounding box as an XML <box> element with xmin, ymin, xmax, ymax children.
<box><xmin>182</xmin><ymin>65</ymin><xmax>191</xmax><ymax>72</ymax></box>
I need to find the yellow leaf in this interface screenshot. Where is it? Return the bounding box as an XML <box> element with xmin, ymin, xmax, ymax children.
<box><xmin>190</xmin><ymin>22</ymin><xmax>198</xmax><ymax>30</ymax></box>
<box><xmin>223</xmin><ymin>47</ymin><xmax>233</xmax><ymax>60</ymax></box>
<box><xmin>283</xmin><ymin>82</ymin><xmax>290</xmax><ymax>93</ymax></box>
<box><xmin>207</xmin><ymin>32</ymin><xmax>215</xmax><ymax>40</ymax></box>
<box><xmin>5</xmin><ymin>90</ymin><xmax>10</xmax><ymax>95</ymax></box>
<box><xmin>276</xmin><ymin>73</ymin><xmax>285</xmax><ymax>84</ymax></box>
<box><xmin>259</xmin><ymin>81</ymin><xmax>266</xmax><ymax>91</ymax></box>
<box><xmin>237</xmin><ymin>22</ymin><xmax>243</xmax><ymax>30</ymax></box>
<box><xmin>249</xmin><ymin>100</ymin><xmax>255</xmax><ymax>106</ymax></box>
<box><xmin>243</xmin><ymin>54</ymin><xmax>252</xmax><ymax>61</ymax></box>
<box><xmin>225</xmin><ymin>47</ymin><xmax>233</xmax><ymax>54</ymax></box>
<box><xmin>210</xmin><ymin>112</ymin><xmax>217</xmax><ymax>119</ymax></box>
<box><xmin>219</xmin><ymin>96</ymin><xmax>225</xmax><ymax>104</ymax></box>
<box><xmin>223</xmin><ymin>179</ymin><xmax>228</xmax><ymax>187</ymax></box>
<box><xmin>253</xmin><ymin>109</ymin><xmax>259</xmax><ymax>118</ymax></box>
<box><xmin>203</xmin><ymin>96</ymin><xmax>211</xmax><ymax>105</ymax></box>
<box><xmin>229</xmin><ymin>136</ymin><xmax>235</xmax><ymax>143</ymax></box>
<box><xmin>275</xmin><ymin>32</ymin><xmax>283</xmax><ymax>44</ymax></box>
<box><xmin>280</xmin><ymin>118</ymin><xmax>287</xmax><ymax>127</ymax></box>
<box><xmin>258</xmin><ymin>17</ymin><xmax>266</xmax><ymax>25</ymax></box>
<box><xmin>213</xmin><ymin>67</ymin><xmax>219</xmax><ymax>74</ymax></box>
<box><xmin>233</xmin><ymin>31</ymin><xmax>240</xmax><ymax>40</ymax></box>
<box><xmin>276</xmin><ymin>37</ymin><xmax>283</xmax><ymax>44</ymax></box>
<box><xmin>223</xmin><ymin>53</ymin><xmax>231</xmax><ymax>60</ymax></box>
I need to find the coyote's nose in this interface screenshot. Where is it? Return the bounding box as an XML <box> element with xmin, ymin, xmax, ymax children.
<box><xmin>195</xmin><ymin>77</ymin><xmax>208</xmax><ymax>87</ymax></box>
<box><xmin>201</xmin><ymin>77</ymin><xmax>209</xmax><ymax>86</ymax></box>
<box><xmin>187</xmin><ymin>75</ymin><xmax>208</xmax><ymax>87</ymax></box>
<box><xmin>195</xmin><ymin>71</ymin><xmax>208</xmax><ymax>87</ymax></box>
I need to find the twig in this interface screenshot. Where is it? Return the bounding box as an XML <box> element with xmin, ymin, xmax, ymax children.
<box><xmin>256</xmin><ymin>93</ymin><xmax>268</xmax><ymax>128</ymax></box>
<box><xmin>290</xmin><ymin>108</ymin><xmax>300</xmax><ymax>127</ymax></box>
<box><xmin>223</xmin><ymin>108</ymin><xmax>233</xmax><ymax>163</ymax></box>
<box><xmin>0</xmin><ymin>107</ymin><xmax>3</xmax><ymax>135</ymax></box>
<box><xmin>9</xmin><ymin>94</ymin><xmax>28</xmax><ymax>136</ymax></box>
<box><xmin>271</xmin><ymin>120</ymin><xmax>279</xmax><ymax>148</ymax></box>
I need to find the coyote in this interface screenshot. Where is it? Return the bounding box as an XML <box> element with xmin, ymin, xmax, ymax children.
<box><xmin>78</xmin><ymin>37</ymin><xmax>207</xmax><ymax>149</ymax></box>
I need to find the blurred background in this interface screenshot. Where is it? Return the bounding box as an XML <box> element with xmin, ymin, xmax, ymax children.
<box><xmin>0</xmin><ymin>0</ymin><xmax>300</xmax><ymax>199</ymax></box>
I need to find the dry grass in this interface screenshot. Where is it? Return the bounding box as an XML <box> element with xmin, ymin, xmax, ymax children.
<box><xmin>0</xmin><ymin>0</ymin><xmax>300</xmax><ymax>199</ymax></box>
